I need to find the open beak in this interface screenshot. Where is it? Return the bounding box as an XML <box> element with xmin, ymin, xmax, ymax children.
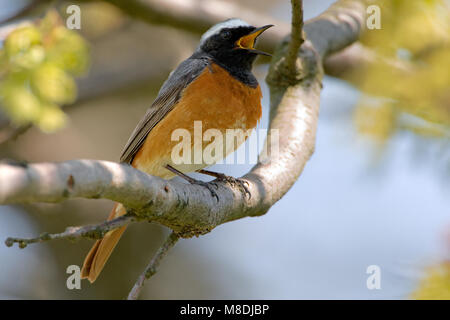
<box><xmin>235</xmin><ymin>24</ymin><xmax>274</xmax><ymax>56</ymax></box>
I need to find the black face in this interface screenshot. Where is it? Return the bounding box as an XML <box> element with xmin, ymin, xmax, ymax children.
<box><xmin>200</xmin><ymin>26</ymin><xmax>261</xmax><ymax>72</ymax></box>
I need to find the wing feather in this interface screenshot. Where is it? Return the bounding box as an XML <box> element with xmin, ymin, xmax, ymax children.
<box><xmin>120</xmin><ymin>57</ymin><xmax>210</xmax><ymax>164</ymax></box>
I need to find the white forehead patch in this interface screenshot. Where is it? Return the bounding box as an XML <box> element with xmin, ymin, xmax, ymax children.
<box><xmin>200</xmin><ymin>18</ymin><xmax>251</xmax><ymax>45</ymax></box>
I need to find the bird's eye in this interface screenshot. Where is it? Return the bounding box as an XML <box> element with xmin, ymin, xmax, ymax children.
<box><xmin>222</xmin><ymin>30</ymin><xmax>232</xmax><ymax>39</ymax></box>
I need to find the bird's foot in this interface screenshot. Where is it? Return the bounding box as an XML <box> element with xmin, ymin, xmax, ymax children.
<box><xmin>165</xmin><ymin>165</ymin><xmax>219</xmax><ymax>201</ymax></box>
<box><xmin>197</xmin><ymin>169</ymin><xmax>251</xmax><ymax>199</ymax></box>
<box><xmin>189</xmin><ymin>179</ymin><xmax>219</xmax><ymax>201</ymax></box>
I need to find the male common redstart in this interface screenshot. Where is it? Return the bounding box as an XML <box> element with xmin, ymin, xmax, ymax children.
<box><xmin>81</xmin><ymin>19</ymin><xmax>273</xmax><ymax>282</ymax></box>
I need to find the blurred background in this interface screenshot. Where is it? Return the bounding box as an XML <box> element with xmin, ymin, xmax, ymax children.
<box><xmin>0</xmin><ymin>0</ymin><xmax>449</xmax><ymax>299</ymax></box>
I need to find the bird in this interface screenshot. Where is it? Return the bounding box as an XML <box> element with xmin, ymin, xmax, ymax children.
<box><xmin>81</xmin><ymin>18</ymin><xmax>273</xmax><ymax>283</ymax></box>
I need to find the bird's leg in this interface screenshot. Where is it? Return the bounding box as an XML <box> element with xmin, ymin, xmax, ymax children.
<box><xmin>164</xmin><ymin>164</ymin><xmax>219</xmax><ymax>201</ymax></box>
<box><xmin>197</xmin><ymin>169</ymin><xmax>251</xmax><ymax>199</ymax></box>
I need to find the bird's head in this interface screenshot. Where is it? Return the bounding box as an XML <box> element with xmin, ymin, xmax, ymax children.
<box><xmin>198</xmin><ymin>19</ymin><xmax>273</xmax><ymax>71</ymax></box>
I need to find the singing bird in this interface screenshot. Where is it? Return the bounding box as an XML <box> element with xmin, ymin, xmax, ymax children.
<box><xmin>81</xmin><ymin>19</ymin><xmax>273</xmax><ymax>282</ymax></box>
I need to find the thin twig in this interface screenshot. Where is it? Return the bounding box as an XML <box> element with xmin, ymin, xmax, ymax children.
<box><xmin>284</xmin><ymin>0</ymin><xmax>304</xmax><ymax>80</ymax></box>
<box><xmin>127</xmin><ymin>231</ymin><xmax>180</xmax><ymax>300</ymax></box>
<box><xmin>5</xmin><ymin>215</ymin><xmax>135</xmax><ymax>248</ymax></box>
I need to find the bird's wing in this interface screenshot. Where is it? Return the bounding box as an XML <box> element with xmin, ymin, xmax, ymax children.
<box><xmin>120</xmin><ymin>57</ymin><xmax>210</xmax><ymax>164</ymax></box>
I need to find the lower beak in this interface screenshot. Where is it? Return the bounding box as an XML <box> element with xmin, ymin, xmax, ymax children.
<box><xmin>236</xmin><ymin>24</ymin><xmax>274</xmax><ymax>56</ymax></box>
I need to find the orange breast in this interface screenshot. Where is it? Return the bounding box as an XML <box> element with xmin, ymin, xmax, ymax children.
<box><xmin>132</xmin><ymin>62</ymin><xmax>262</xmax><ymax>178</ymax></box>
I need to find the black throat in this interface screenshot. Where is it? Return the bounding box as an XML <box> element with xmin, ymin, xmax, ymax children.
<box><xmin>191</xmin><ymin>50</ymin><xmax>259</xmax><ymax>88</ymax></box>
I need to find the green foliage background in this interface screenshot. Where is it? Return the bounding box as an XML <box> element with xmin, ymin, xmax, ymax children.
<box><xmin>353</xmin><ymin>0</ymin><xmax>450</xmax><ymax>142</ymax></box>
<box><xmin>0</xmin><ymin>10</ymin><xmax>89</xmax><ymax>132</ymax></box>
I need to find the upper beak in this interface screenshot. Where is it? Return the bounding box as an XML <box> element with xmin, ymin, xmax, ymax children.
<box><xmin>235</xmin><ymin>24</ymin><xmax>274</xmax><ymax>56</ymax></box>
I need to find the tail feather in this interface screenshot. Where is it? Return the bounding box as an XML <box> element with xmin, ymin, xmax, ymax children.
<box><xmin>81</xmin><ymin>203</ymin><xmax>127</xmax><ymax>283</ymax></box>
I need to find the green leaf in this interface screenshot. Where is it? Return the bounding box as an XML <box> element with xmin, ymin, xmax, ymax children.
<box><xmin>31</xmin><ymin>63</ymin><xmax>76</xmax><ymax>105</ymax></box>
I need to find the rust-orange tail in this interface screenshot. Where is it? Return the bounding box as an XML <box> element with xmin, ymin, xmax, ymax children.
<box><xmin>81</xmin><ymin>203</ymin><xmax>127</xmax><ymax>283</ymax></box>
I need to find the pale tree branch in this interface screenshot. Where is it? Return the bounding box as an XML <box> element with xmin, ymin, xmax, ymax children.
<box><xmin>303</xmin><ymin>0</ymin><xmax>367</xmax><ymax>59</ymax></box>
<box><xmin>1</xmin><ymin>0</ymin><xmax>369</xmax><ymax>299</ymax></box>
